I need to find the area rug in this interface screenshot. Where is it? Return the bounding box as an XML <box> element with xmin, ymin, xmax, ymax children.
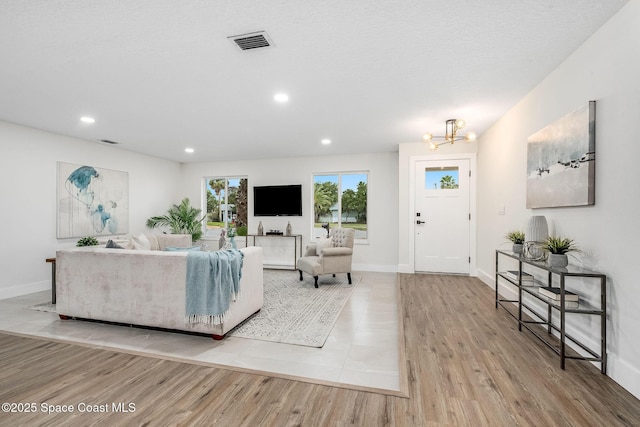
<box><xmin>229</xmin><ymin>269</ymin><xmax>360</xmax><ymax>347</ymax></box>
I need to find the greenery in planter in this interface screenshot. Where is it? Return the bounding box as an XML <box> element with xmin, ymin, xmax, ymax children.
<box><xmin>505</xmin><ymin>230</ymin><xmax>525</xmax><ymax>244</ymax></box>
<box><xmin>545</xmin><ymin>236</ymin><xmax>578</xmax><ymax>254</ymax></box>
<box><xmin>146</xmin><ymin>198</ymin><xmax>206</xmax><ymax>241</ymax></box>
<box><xmin>76</xmin><ymin>236</ymin><xmax>99</xmax><ymax>247</ymax></box>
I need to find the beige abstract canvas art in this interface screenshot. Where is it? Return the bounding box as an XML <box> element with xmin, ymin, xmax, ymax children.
<box><xmin>526</xmin><ymin>101</ymin><xmax>596</xmax><ymax>208</ymax></box>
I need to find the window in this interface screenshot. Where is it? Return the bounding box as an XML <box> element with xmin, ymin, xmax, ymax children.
<box><xmin>203</xmin><ymin>177</ymin><xmax>248</xmax><ymax>238</ymax></box>
<box><xmin>313</xmin><ymin>172</ymin><xmax>368</xmax><ymax>240</ymax></box>
<box><xmin>424</xmin><ymin>166</ymin><xmax>459</xmax><ymax>190</ymax></box>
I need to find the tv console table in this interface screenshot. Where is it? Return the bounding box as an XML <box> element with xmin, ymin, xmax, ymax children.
<box><xmin>246</xmin><ymin>234</ymin><xmax>302</xmax><ymax>270</ymax></box>
<box><xmin>495</xmin><ymin>249</ymin><xmax>607</xmax><ymax>374</ymax></box>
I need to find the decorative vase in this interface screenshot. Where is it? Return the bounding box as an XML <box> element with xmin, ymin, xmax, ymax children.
<box><xmin>258</xmin><ymin>221</ymin><xmax>264</xmax><ymax>236</ymax></box>
<box><xmin>285</xmin><ymin>221</ymin><xmax>292</xmax><ymax>236</ymax></box>
<box><xmin>218</xmin><ymin>232</ymin><xmax>226</xmax><ymax>250</ymax></box>
<box><xmin>526</xmin><ymin>216</ymin><xmax>548</xmax><ymax>259</ymax></box>
<box><xmin>548</xmin><ymin>253</ymin><xmax>568</xmax><ymax>268</ymax></box>
<box><xmin>512</xmin><ymin>243</ymin><xmax>524</xmax><ymax>255</ymax></box>
<box><xmin>230</xmin><ymin>235</ymin><xmax>237</xmax><ymax>249</ymax></box>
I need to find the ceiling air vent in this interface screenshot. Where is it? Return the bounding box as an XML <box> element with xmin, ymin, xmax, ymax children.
<box><xmin>228</xmin><ymin>31</ymin><xmax>273</xmax><ymax>51</ymax></box>
<box><xmin>99</xmin><ymin>139</ymin><xmax>119</xmax><ymax>145</ymax></box>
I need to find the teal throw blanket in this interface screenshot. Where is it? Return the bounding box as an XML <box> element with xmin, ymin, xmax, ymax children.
<box><xmin>185</xmin><ymin>249</ymin><xmax>244</xmax><ymax>325</ymax></box>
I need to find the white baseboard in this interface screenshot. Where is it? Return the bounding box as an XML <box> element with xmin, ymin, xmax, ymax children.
<box><xmin>397</xmin><ymin>264</ymin><xmax>413</xmax><ymax>274</ymax></box>
<box><xmin>608</xmin><ymin>353</ymin><xmax>640</xmax><ymax>399</ymax></box>
<box><xmin>476</xmin><ymin>268</ymin><xmax>494</xmax><ymax>287</ymax></box>
<box><xmin>0</xmin><ymin>280</ymin><xmax>50</xmax><ymax>300</ymax></box>
<box><xmin>352</xmin><ymin>263</ymin><xmax>398</xmax><ymax>273</ymax></box>
<box><xmin>399</xmin><ymin>265</ymin><xmax>481</xmax><ymax>276</ymax></box>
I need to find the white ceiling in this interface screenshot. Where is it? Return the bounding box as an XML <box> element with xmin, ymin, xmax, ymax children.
<box><xmin>0</xmin><ymin>0</ymin><xmax>628</xmax><ymax>163</ymax></box>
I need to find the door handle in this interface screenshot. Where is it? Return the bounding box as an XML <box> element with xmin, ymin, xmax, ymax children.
<box><xmin>416</xmin><ymin>220</ymin><xmax>425</xmax><ymax>224</ymax></box>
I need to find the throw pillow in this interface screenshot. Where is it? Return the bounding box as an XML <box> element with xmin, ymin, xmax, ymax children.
<box><xmin>315</xmin><ymin>237</ymin><xmax>333</xmax><ymax>256</ymax></box>
<box><xmin>130</xmin><ymin>233</ymin><xmax>151</xmax><ymax>250</ymax></box>
<box><xmin>105</xmin><ymin>239</ymin><xmax>124</xmax><ymax>249</ymax></box>
<box><xmin>146</xmin><ymin>234</ymin><xmax>160</xmax><ymax>251</ymax></box>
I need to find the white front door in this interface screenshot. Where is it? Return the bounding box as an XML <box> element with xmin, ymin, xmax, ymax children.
<box><xmin>414</xmin><ymin>159</ymin><xmax>470</xmax><ymax>274</ymax></box>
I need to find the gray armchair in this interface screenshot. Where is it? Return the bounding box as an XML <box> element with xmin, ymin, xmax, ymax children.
<box><xmin>297</xmin><ymin>228</ymin><xmax>355</xmax><ymax>288</ymax></box>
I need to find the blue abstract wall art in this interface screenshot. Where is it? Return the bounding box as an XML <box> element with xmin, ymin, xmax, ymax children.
<box><xmin>57</xmin><ymin>162</ymin><xmax>129</xmax><ymax>238</ymax></box>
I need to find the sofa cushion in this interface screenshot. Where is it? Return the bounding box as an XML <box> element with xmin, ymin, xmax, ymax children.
<box><xmin>155</xmin><ymin>234</ymin><xmax>192</xmax><ymax>251</ymax></box>
<box><xmin>146</xmin><ymin>234</ymin><xmax>160</xmax><ymax>251</ymax></box>
<box><xmin>130</xmin><ymin>233</ymin><xmax>151</xmax><ymax>250</ymax></box>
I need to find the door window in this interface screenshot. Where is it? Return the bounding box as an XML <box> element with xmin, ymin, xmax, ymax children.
<box><xmin>424</xmin><ymin>167</ymin><xmax>459</xmax><ymax>190</ymax></box>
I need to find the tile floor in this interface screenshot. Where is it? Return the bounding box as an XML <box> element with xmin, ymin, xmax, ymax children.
<box><xmin>0</xmin><ymin>271</ymin><xmax>402</xmax><ymax>393</ymax></box>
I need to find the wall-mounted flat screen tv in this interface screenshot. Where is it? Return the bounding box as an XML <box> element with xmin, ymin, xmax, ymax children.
<box><xmin>253</xmin><ymin>184</ymin><xmax>302</xmax><ymax>216</ymax></box>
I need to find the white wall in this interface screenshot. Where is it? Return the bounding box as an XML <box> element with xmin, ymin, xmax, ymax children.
<box><xmin>0</xmin><ymin>120</ymin><xmax>182</xmax><ymax>299</ymax></box>
<box><xmin>477</xmin><ymin>0</ymin><xmax>640</xmax><ymax>398</ymax></box>
<box><xmin>180</xmin><ymin>152</ymin><xmax>399</xmax><ymax>272</ymax></box>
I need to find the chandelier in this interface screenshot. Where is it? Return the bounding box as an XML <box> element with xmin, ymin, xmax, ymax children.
<box><xmin>422</xmin><ymin>118</ymin><xmax>477</xmax><ymax>150</ymax></box>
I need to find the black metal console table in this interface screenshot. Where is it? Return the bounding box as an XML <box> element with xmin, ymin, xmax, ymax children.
<box><xmin>495</xmin><ymin>249</ymin><xmax>607</xmax><ymax>374</ymax></box>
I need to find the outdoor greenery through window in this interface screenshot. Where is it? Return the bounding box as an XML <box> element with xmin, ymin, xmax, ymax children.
<box><xmin>204</xmin><ymin>177</ymin><xmax>248</xmax><ymax>238</ymax></box>
<box><xmin>313</xmin><ymin>172</ymin><xmax>368</xmax><ymax>240</ymax></box>
<box><xmin>425</xmin><ymin>167</ymin><xmax>459</xmax><ymax>190</ymax></box>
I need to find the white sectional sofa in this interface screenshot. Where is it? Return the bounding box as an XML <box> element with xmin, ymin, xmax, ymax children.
<box><xmin>55</xmin><ymin>234</ymin><xmax>263</xmax><ymax>339</ymax></box>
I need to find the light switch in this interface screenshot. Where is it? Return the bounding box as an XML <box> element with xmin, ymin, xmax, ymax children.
<box><xmin>497</xmin><ymin>205</ymin><xmax>505</xmax><ymax>215</ymax></box>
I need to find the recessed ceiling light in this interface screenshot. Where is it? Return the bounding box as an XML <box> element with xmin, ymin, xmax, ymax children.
<box><xmin>321</xmin><ymin>139</ymin><xmax>331</xmax><ymax>145</ymax></box>
<box><xmin>274</xmin><ymin>93</ymin><xmax>289</xmax><ymax>103</ymax></box>
<box><xmin>80</xmin><ymin>116</ymin><xmax>95</xmax><ymax>124</ymax></box>
<box><xmin>185</xmin><ymin>148</ymin><xmax>194</xmax><ymax>153</ymax></box>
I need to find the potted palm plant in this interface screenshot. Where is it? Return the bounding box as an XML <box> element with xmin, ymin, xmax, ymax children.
<box><xmin>146</xmin><ymin>198</ymin><xmax>206</xmax><ymax>241</ymax></box>
<box><xmin>545</xmin><ymin>236</ymin><xmax>578</xmax><ymax>268</ymax></box>
<box><xmin>505</xmin><ymin>230</ymin><xmax>525</xmax><ymax>255</ymax></box>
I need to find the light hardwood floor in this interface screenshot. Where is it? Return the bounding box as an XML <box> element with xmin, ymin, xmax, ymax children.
<box><xmin>0</xmin><ymin>274</ymin><xmax>638</xmax><ymax>426</ymax></box>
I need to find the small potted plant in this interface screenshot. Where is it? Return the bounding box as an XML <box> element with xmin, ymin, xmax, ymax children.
<box><xmin>505</xmin><ymin>230</ymin><xmax>526</xmax><ymax>255</ymax></box>
<box><xmin>76</xmin><ymin>236</ymin><xmax>99</xmax><ymax>247</ymax></box>
<box><xmin>545</xmin><ymin>236</ymin><xmax>578</xmax><ymax>268</ymax></box>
